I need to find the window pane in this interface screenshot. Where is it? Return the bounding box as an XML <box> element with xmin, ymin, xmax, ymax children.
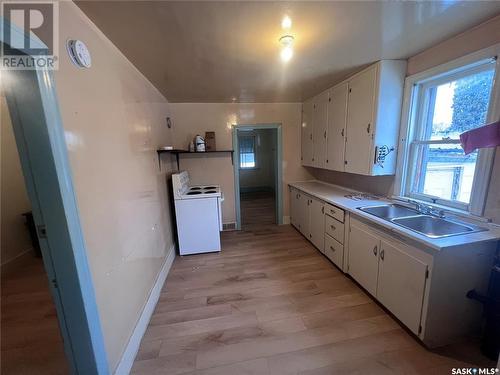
<box><xmin>239</xmin><ymin>135</ymin><xmax>256</xmax><ymax>168</ymax></box>
<box><xmin>240</xmin><ymin>152</ymin><xmax>255</xmax><ymax>168</ymax></box>
<box><xmin>411</xmin><ymin>143</ymin><xmax>477</xmax><ymax>203</ymax></box>
<box><xmin>428</xmin><ymin>68</ymin><xmax>495</xmax><ymax>140</ymax></box>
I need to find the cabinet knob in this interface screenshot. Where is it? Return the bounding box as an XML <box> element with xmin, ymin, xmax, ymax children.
<box><xmin>373</xmin><ymin>245</ymin><xmax>378</xmax><ymax>256</ymax></box>
<box><xmin>330</xmin><ymin>246</ymin><xmax>335</xmax><ymax>252</ymax></box>
<box><xmin>341</xmin><ymin>129</ymin><xmax>344</xmax><ymax>137</ymax></box>
<box><xmin>380</xmin><ymin>249</ymin><xmax>385</xmax><ymax>261</ymax></box>
<box><xmin>330</xmin><ymin>225</ymin><xmax>336</xmax><ymax>231</ymax></box>
<box><xmin>367</xmin><ymin>123</ymin><xmax>371</xmax><ymax>133</ymax></box>
<box><xmin>330</xmin><ymin>209</ymin><xmax>336</xmax><ymax>215</ymax></box>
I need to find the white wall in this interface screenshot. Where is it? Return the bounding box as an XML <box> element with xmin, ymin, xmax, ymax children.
<box><xmin>169</xmin><ymin>103</ymin><xmax>313</xmax><ymax>224</ymax></box>
<box><xmin>52</xmin><ymin>3</ymin><xmax>176</xmax><ymax>372</ymax></box>
<box><xmin>0</xmin><ymin>94</ymin><xmax>32</xmax><ymax>265</ymax></box>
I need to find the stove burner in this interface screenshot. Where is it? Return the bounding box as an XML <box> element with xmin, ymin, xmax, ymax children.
<box><xmin>204</xmin><ymin>190</ymin><xmax>216</xmax><ymax>194</ymax></box>
<box><xmin>187</xmin><ymin>191</ymin><xmax>202</xmax><ymax>195</ymax></box>
<box><xmin>203</xmin><ymin>186</ymin><xmax>217</xmax><ymax>190</ymax></box>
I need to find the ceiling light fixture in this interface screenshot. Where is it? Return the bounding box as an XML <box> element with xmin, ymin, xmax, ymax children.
<box><xmin>279</xmin><ymin>35</ymin><xmax>294</xmax><ymax>63</ymax></box>
<box><xmin>281</xmin><ymin>15</ymin><xmax>292</xmax><ymax>30</ymax></box>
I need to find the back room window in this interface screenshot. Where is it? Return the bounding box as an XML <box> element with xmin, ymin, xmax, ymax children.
<box><xmin>239</xmin><ymin>135</ymin><xmax>256</xmax><ymax>169</ymax></box>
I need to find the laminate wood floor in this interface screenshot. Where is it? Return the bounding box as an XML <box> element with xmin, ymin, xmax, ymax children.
<box><xmin>132</xmin><ymin>222</ymin><xmax>488</xmax><ymax>374</ymax></box>
<box><xmin>241</xmin><ymin>191</ymin><xmax>275</xmax><ymax>228</ymax></box>
<box><xmin>1</xmin><ymin>253</ymin><xmax>69</xmax><ymax>375</ymax></box>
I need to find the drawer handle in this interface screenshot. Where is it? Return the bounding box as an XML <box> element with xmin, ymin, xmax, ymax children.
<box><xmin>330</xmin><ymin>246</ymin><xmax>335</xmax><ymax>252</ymax></box>
<box><xmin>330</xmin><ymin>225</ymin><xmax>336</xmax><ymax>231</ymax></box>
<box><xmin>380</xmin><ymin>249</ymin><xmax>385</xmax><ymax>261</ymax></box>
<box><xmin>330</xmin><ymin>209</ymin><xmax>336</xmax><ymax>214</ymax></box>
<box><xmin>373</xmin><ymin>245</ymin><xmax>378</xmax><ymax>256</ymax></box>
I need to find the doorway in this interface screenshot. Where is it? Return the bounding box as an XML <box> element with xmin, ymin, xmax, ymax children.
<box><xmin>233</xmin><ymin>125</ymin><xmax>282</xmax><ymax>230</ymax></box>
<box><xmin>0</xmin><ymin>27</ymin><xmax>108</xmax><ymax>373</ymax></box>
<box><xmin>1</xmin><ymin>90</ymin><xmax>69</xmax><ymax>373</ymax></box>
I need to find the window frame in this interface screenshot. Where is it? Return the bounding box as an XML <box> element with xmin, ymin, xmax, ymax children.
<box><xmin>238</xmin><ymin>134</ymin><xmax>258</xmax><ymax>170</ymax></box>
<box><xmin>395</xmin><ymin>44</ymin><xmax>500</xmax><ymax>217</ymax></box>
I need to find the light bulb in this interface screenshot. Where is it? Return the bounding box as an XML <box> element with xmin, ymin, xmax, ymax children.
<box><xmin>281</xmin><ymin>15</ymin><xmax>292</xmax><ymax>30</ymax></box>
<box><xmin>280</xmin><ymin>46</ymin><xmax>293</xmax><ymax>62</ymax></box>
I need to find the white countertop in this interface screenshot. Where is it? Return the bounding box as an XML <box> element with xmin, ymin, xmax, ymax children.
<box><xmin>289</xmin><ymin>180</ymin><xmax>500</xmax><ymax>251</ymax></box>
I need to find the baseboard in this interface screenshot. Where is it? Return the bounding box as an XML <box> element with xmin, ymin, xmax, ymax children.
<box><xmin>1</xmin><ymin>248</ymin><xmax>33</xmax><ymax>268</ymax></box>
<box><xmin>282</xmin><ymin>216</ymin><xmax>291</xmax><ymax>225</ymax></box>
<box><xmin>114</xmin><ymin>244</ymin><xmax>176</xmax><ymax>375</ymax></box>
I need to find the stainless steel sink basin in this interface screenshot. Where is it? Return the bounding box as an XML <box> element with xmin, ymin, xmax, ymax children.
<box><xmin>391</xmin><ymin>215</ymin><xmax>483</xmax><ymax>238</ymax></box>
<box><xmin>359</xmin><ymin>204</ymin><xmax>418</xmax><ymax>220</ymax></box>
<box><xmin>358</xmin><ymin>203</ymin><xmax>487</xmax><ymax>238</ymax></box>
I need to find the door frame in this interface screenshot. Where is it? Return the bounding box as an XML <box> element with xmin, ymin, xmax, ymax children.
<box><xmin>232</xmin><ymin>123</ymin><xmax>283</xmax><ymax>230</ymax></box>
<box><xmin>1</xmin><ymin>19</ymin><xmax>109</xmax><ymax>374</ymax></box>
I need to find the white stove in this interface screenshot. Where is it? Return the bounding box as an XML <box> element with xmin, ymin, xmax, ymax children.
<box><xmin>172</xmin><ymin>171</ymin><xmax>223</xmax><ymax>255</ymax></box>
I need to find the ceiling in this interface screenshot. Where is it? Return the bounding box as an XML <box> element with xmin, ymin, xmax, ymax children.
<box><xmin>76</xmin><ymin>1</ymin><xmax>500</xmax><ymax>103</ymax></box>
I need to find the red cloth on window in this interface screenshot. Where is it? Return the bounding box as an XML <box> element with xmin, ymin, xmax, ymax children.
<box><xmin>459</xmin><ymin>120</ymin><xmax>500</xmax><ymax>155</ymax></box>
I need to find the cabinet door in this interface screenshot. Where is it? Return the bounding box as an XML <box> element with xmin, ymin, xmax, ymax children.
<box><xmin>290</xmin><ymin>188</ymin><xmax>299</xmax><ymax>228</ymax></box>
<box><xmin>348</xmin><ymin>220</ymin><xmax>380</xmax><ymax>296</ymax></box>
<box><xmin>345</xmin><ymin>66</ymin><xmax>377</xmax><ymax>175</ymax></box>
<box><xmin>312</xmin><ymin>91</ymin><xmax>328</xmax><ymax>168</ymax></box>
<box><xmin>326</xmin><ymin>83</ymin><xmax>348</xmax><ymax>171</ymax></box>
<box><xmin>297</xmin><ymin>193</ymin><xmax>310</xmax><ymax>237</ymax></box>
<box><xmin>308</xmin><ymin>197</ymin><xmax>325</xmax><ymax>251</ymax></box>
<box><xmin>377</xmin><ymin>240</ymin><xmax>428</xmax><ymax>335</ymax></box>
<box><xmin>301</xmin><ymin>100</ymin><xmax>314</xmax><ymax>166</ymax></box>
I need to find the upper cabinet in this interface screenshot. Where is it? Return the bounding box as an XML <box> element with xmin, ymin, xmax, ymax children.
<box><xmin>301</xmin><ymin>99</ymin><xmax>314</xmax><ymax>167</ymax></box>
<box><xmin>301</xmin><ymin>60</ymin><xmax>407</xmax><ymax>176</ymax></box>
<box><xmin>326</xmin><ymin>82</ymin><xmax>348</xmax><ymax>172</ymax></box>
<box><xmin>312</xmin><ymin>91</ymin><xmax>329</xmax><ymax>169</ymax></box>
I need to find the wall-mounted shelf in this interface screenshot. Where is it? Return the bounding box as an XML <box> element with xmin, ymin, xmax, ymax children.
<box><xmin>156</xmin><ymin>149</ymin><xmax>234</xmax><ymax>170</ymax></box>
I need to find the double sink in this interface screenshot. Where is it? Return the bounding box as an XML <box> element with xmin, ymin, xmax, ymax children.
<box><xmin>358</xmin><ymin>204</ymin><xmax>486</xmax><ymax>239</ymax></box>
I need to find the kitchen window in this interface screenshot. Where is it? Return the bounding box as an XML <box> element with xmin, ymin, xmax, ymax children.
<box><xmin>239</xmin><ymin>135</ymin><xmax>257</xmax><ymax>169</ymax></box>
<box><xmin>396</xmin><ymin>47</ymin><xmax>500</xmax><ymax>216</ymax></box>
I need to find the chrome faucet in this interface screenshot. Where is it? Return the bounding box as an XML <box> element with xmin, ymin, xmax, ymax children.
<box><xmin>408</xmin><ymin>200</ymin><xmax>445</xmax><ymax>218</ymax></box>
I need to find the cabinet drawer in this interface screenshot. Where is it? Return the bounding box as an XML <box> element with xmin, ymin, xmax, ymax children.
<box><xmin>325</xmin><ymin>203</ymin><xmax>344</xmax><ymax>223</ymax></box>
<box><xmin>324</xmin><ymin>233</ymin><xmax>343</xmax><ymax>269</ymax></box>
<box><xmin>325</xmin><ymin>214</ymin><xmax>344</xmax><ymax>244</ymax></box>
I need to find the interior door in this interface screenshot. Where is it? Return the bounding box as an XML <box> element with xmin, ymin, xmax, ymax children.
<box><xmin>297</xmin><ymin>193</ymin><xmax>310</xmax><ymax>237</ymax></box>
<box><xmin>345</xmin><ymin>66</ymin><xmax>377</xmax><ymax>175</ymax></box>
<box><xmin>301</xmin><ymin>100</ymin><xmax>314</xmax><ymax>166</ymax></box>
<box><xmin>312</xmin><ymin>91</ymin><xmax>328</xmax><ymax>168</ymax></box>
<box><xmin>326</xmin><ymin>83</ymin><xmax>348</xmax><ymax>171</ymax></box>
<box><xmin>377</xmin><ymin>240</ymin><xmax>428</xmax><ymax>334</ymax></box>
<box><xmin>308</xmin><ymin>197</ymin><xmax>325</xmax><ymax>252</ymax></box>
<box><xmin>348</xmin><ymin>219</ymin><xmax>380</xmax><ymax>296</ymax></box>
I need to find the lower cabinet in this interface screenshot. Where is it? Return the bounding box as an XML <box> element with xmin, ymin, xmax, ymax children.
<box><xmin>348</xmin><ymin>220</ymin><xmax>380</xmax><ymax>297</ymax></box>
<box><xmin>348</xmin><ymin>217</ymin><xmax>429</xmax><ymax>335</ymax></box>
<box><xmin>290</xmin><ymin>187</ymin><xmax>310</xmax><ymax>237</ymax></box>
<box><xmin>308</xmin><ymin>196</ymin><xmax>325</xmax><ymax>252</ymax></box>
<box><xmin>377</xmin><ymin>240</ymin><xmax>428</xmax><ymax>334</ymax></box>
<box><xmin>324</xmin><ymin>233</ymin><xmax>343</xmax><ymax>269</ymax></box>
